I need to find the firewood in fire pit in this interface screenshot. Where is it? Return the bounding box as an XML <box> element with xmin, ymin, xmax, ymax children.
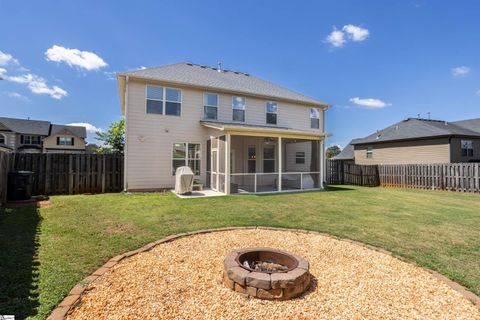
<box><xmin>244</xmin><ymin>260</ymin><xmax>289</xmax><ymax>272</ymax></box>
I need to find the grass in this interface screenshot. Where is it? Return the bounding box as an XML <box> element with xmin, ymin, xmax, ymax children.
<box><xmin>1</xmin><ymin>185</ymin><xmax>479</xmax><ymax>319</ymax></box>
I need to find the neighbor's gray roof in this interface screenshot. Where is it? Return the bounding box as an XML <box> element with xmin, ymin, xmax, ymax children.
<box><xmin>351</xmin><ymin>118</ymin><xmax>480</xmax><ymax>145</ymax></box>
<box><xmin>0</xmin><ymin>117</ymin><xmax>87</xmax><ymax>138</ymax></box>
<box><xmin>119</xmin><ymin>63</ymin><xmax>328</xmax><ymax>106</ymax></box>
<box><xmin>332</xmin><ymin>140</ymin><xmax>357</xmax><ymax>160</ymax></box>
<box><xmin>0</xmin><ymin>117</ymin><xmax>51</xmax><ymax>135</ymax></box>
<box><xmin>51</xmin><ymin>124</ymin><xmax>87</xmax><ymax>139</ymax></box>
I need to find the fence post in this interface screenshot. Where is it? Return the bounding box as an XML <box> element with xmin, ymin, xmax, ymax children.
<box><xmin>68</xmin><ymin>155</ymin><xmax>73</xmax><ymax>194</ymax></box>
<box><xmin>102</xmin><ymin>155</ymin><xmax>106</xmax><ymax>193</ymax></box>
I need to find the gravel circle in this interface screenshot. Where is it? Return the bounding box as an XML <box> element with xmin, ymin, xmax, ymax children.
<box><xmin>67</xmin><ymin>229</ymin><xmax>480</xmax><ymax>320</ymax></box>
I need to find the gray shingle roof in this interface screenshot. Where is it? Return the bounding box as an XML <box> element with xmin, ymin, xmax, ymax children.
<box><xmin>351</xmin><ymin>118</ymin><xmax>480</xmax><ymax>145</ymax></box>
<box><xmin>51</xmin><ymin>124</ymin><xmax>87</xmax><ymax>139</ymax></box>
<box><xmin>119</xmin><ymin>63</ymin><xmax>328</xmax><ymax>106</ymax></box>
<box><xmin>0</xmin><ymin>117</ymin><xmax>51</xmax><ymax>135</ymax></box>
<box><xmin>0</xmin><ymin>117</ymin><xmax>87</xmax><ymax>138</ymax></box>
<box><xmin>332</xmin><ymin>140</ymin><xmax>357</xmax><ymax>160</ymax></box>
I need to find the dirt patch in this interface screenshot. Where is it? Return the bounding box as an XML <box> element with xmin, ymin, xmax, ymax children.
<box><xmin>104</xmin><ymin>223</ymin><xmax>139</xmax><ymax>235</ymax></box>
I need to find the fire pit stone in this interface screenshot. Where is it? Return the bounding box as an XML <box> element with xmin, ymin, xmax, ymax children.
<box><xmin>223</xmin><ymin>247</ymin><xmax>310</xmax><ymax>300</ymax></box>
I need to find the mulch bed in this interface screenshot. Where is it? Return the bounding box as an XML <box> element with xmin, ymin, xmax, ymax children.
<box><xmin>65</xmin><ymin>229</ymin><xmax>479</xmax><ymax>319</ymax></box>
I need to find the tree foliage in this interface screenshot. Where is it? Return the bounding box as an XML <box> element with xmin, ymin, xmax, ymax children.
<box><xmin>94</xmin><ymin>119</ymin><xmax>125</xmax><ymax>154</ymax></box>
<box><xmin>326</xmin><ymin>145</ymin><xmax>341</xmax><ymax>159</ymax></box>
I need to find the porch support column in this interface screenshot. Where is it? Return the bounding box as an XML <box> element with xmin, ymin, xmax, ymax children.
<box><xmin>319</xmin><ymin>138</ymin><xmax>324</xmax><ymax>189</ymax></box>
<box><xmin>225</xmin><ymin>133</ymin><xmax>231</xmax><ymax>194</ymax></box>
<box><xmin>278</xmin><ymin>136</ymin><xmax>282</xmax><ymax>192</ymax></box>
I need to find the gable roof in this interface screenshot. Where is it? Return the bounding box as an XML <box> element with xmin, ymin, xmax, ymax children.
<box><xmin>0</xmin><ymin>117</ymin><xmax>87</xmax><ymax>138</ymax></box>
<box><xmin>117</xmin><ymin>63</ymin><xmax>329</xmax><ymax>114</ymax></box>
<box><xmin>50</xmin><ymin>124</ymin><xmax>87</xmax><ymax>139</ymax></box>
<box><xmin>0</xmin><ymin>117</ymin><xmax>51</xmax><ymax>135</ymax></box>
<box><xmin>332</xmin><ymin>140</ymin><xmax>357</xmax><ymax>160</ymax></box>
<box><xmin>351</xmin><ymin>118</ymin><xmax>480</xmax><ymax>145</ymax></box>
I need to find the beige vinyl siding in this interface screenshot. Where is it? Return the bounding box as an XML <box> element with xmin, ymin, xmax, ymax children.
<box><xmin>450</xmin><ymin>137</ymin><xmax>480</xmax><ymax>162</ymax></box>
<box><xmin>354</xmin><ymin>138</ymin><xmax>451</xmax><ymax>165</ymax></box>
<box><xmin>0</xmin><ymin>132</ymin><xmax>16</xmax><ymax>149</ymax></box>
<box><xmin>125</xmin><ymin>79</ymin><xmax>325</xmax><ymax>190</ymax></box>
<box><xmin>43</xmin><ymin>132</ymin><xmax>86</xmax><ymax>153</ymax></box>
<box><xmin>284</xmin><ymin>141</ymin><xmax>312</xmax><ymax>171</ymax></box>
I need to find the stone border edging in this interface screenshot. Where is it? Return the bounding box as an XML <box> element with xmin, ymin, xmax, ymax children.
<box><xmin>47</xmin><ymin>226</ymin><xmax>480</xmax><ymax>320</ymax></box>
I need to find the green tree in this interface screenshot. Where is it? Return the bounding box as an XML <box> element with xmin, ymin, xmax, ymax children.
<box><xmin>95</xmin><ymin>119</ymin><xmax>125</xmax><ymax>154</ymax></box>
<box><xmin>326</xmin><ymin>145</ymin><xmax>341</xmax><ymax>159</ymax></box>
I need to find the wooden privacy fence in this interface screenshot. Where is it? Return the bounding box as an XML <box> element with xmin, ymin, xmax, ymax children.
<box><xmin>0</xmin><ymin>151</ymin><xmax>10</xmax><ymax>206</ymax></box>
<box><xmin>3</xmin><ymin>153</ymin><xmax>123</xmax><ymax>196</ymax></box>
<box><xmin>326</xmin><ymin>159</ymin><xmax>380</xmax><ymax>187</ymax></box>
<box><xmin>327</xmin><ymin>159</ymin><xmax>480</xmax><ymax>193</ymax></box>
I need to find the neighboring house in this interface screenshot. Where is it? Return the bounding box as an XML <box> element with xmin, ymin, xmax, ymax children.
<box><xmin>331</xmin><ymin>140</ymin><xmax>355</xmax><ymax>162</ymax></box>
<box><xmin>0</xmin><ymin>117</ymin><xmax>87</xmax><ymax>154</ymax></box>
<box><xmin>350</xmin><ymin>118</ymin><xmax>480</xmax><ymax>165</ymax></box>
<box><xmin>117</xmin><ymin>62</ymin><xmax>329</xmax><ymax>194</ymax></box>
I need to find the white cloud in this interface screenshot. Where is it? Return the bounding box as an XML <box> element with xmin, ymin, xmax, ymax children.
<box><xmin>45</xmin><ymin>45</ymin><xmax>107</xmax><ymax>71</ymax></box>
<box><xmin>0</xmin><ymin>50</ymin><xmax>19</xmax><ymax>66</ymax></box>
<box><xmin>139</xmin><ymin>66</ymin><xmax>147</xmax><ymax>70</ymax></box>
<box><xmin>451</xmin><ymin>66</ymin><xmax>470</xmax><ymax>77</ymax></box>
<box><xmin>349</xmin><ymin>97</ymin><xmax>391</xmax><ymax>109</ymax></box>
<box><xmin>0</xmin><ymin>67</ymin><xmax>6</xmax><ymax>77</ymax></box>
<box><xmin>67</xmin><ymin>122</ymin><xmax>102</xmax><ymax>134</ymax></box>
<box><xmin>6</xmin><ymin>73</ymin><xmax>67</xmax><ymax>100</ymax></box>
<box><xmin>2</xmin><ymin>91</ymin><xmax>30</xmax><ymax>102</ymax></box>
<box><xmin>342</xmin><ymin>24</ymin><xmax>369</xmax><ymax>42</ymax></box>
<box><xmin>325</xmin><ymin>28</ymin><xmax>346</xmax><ymax>47</ymax></box>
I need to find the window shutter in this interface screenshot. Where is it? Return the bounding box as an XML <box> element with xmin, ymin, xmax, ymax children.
<box><xmin>71</xmin><ymin>137</ymin><xmax>74</xmax><ymax>145</ymax></box>
<box><xmin>20</xmin><ymin>135</ymin><xmax>24</xmax><ymax>144</ymax></box>
<box><xmin>57</xmin><ymin>137</ymin><xmax>60</xmax><ymax>145</ymax></box>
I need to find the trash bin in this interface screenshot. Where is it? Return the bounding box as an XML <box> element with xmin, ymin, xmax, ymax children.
<box><xmin>7</xmin><ymin>171</ymin><xmax>34</xmax><ymax>201</ymax></box>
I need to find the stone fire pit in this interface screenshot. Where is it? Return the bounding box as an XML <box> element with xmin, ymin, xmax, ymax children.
<box><xmin>223</xmin><ymin>247</ymin><xmax>310</xmax><ymax>300</ymax></box>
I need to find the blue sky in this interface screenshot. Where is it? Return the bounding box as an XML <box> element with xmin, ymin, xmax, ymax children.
<box><xmin>0</xmin><ymin>0</ymin><xmax>479</xmax><ymax>147</ymax></box>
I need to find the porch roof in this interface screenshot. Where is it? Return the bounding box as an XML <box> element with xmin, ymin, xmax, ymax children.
<box><xmin>200</xmin><ymin>120</ymin><xmax>327</xmax><ymax>140</ymax></box>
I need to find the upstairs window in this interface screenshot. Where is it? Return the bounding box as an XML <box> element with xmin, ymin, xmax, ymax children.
<box><xmin>461</xmin><ymin>140</ymin><xmax>474</xmax><ymax>157</ymax></box>
<box><xmin>146</xmin><ymin>85</ymin><xmax>181</xmax><ymax>116</ymax></box>
<box><xmin>295</xmin><ymin>151</ymin><xmax>305</xmax><ymax>164</ymax></box>
<box><xmin>21</xmin><ymin>135</ymin><xmax>41</xmax><ymax>145</ymax></box>
<box><xmin>310</xmin><ymin>108</ymin><xmax>320</xmax><ymax>129</ymax></box>
<box><xmin>57</xmin><ymin>136</ymin><xmax>74</xmax><ymax>146</ymax></box>
<box><xmin>0</xmin><ymin>134</ymin><xmax>5</xmax><ymax>144</ymax></box>
<box><xmin>232</xmin><ymin>96</ymin><xmax>246</xmax><ymax>122</ymax></box>
<box><xmin>366</xmin><ymin>146</ymin><xmax>373</xmax><ymax>158</ymax></box>
<box><xmin>266</xmin><ymin>101</ymin><xmax>277</xmax><ymax>125</ymax></box>
<box><xmin>172</xmin><ymin>143</ymin><xmax>201</xmax><ymax>175</ymax></box>
<box><xmin>204</xmin><ymin>93</ymin><xmax>218</xmax><ymax>120</ymax></box>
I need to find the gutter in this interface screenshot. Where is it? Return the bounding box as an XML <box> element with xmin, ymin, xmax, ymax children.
<box><xmin>123</xmin><ymin>76</ymin><xmax>129</xmax><ymax>191</ymax></box>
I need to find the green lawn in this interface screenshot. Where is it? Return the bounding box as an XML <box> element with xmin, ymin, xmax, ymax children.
<box><xmin>1</xmin><ymin>186</ymin><xmax>479</xmax><ymax>319</ymax></box>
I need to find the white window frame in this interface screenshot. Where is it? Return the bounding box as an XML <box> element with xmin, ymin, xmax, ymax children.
<box><xmin>366</xmin><ymin>145</ymin><xmax>373</xmax><ymax>158</ymax></box>
<box><xmin>263</xmin><ymin>144</ymin><xmax>276</xmax><ymax>173</ymax></box>
<box><xmin>145</xmin><ymin>85</ymin><xmax>182</xmax><ymax>116</ymax></box>
<box><xmin>461</xmin><ymin>139</ymin><xmax>474</xmax><ymax>157</ymax></box>
<box><xmin>265</xmin><ymin>101</ymin><xmax>278</xmax><ymax>125</ymax></box>
<box><xmin>310</xmin><ymin>108</ymin><xmax>320</xmax><ymax>129</ymax></box>
<box><xmin>58</xmin><ymin>136</ymin><xmax>73</xmax><ymax>146</ymax></box>
<box><xmin>295</xmin><ymin>151</ymin><xmax>305</xmax><ymax>164</ymax></box>
<box><xmin>22</xmin><ymin>135</ymin><xmax>41</xmax><ymax>145</ymax></box>
<box><xmin>172</xmin><ymin>142</ymin><xmax>201</xmax><ymax>176</ymax></box>
<box><xmin>232</xmin><ymin>96</ymin><xmax>246</xmax><ymax>122</ymax></box>
<box><xmin>203</xmin><ymin>92</ymin><xmax>218</xmax><ymax>120</ymax></box>
<box><xmin>0</xmin><ymin>133</ymin><xmax>6</xmax><ymax>145</ymax></box>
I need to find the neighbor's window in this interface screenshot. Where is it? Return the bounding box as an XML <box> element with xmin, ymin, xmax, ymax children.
<box><xmin>172</xmin><ymin>143</ymin><xmax>201</xmax><ymax>175</ymax></box>
<box><xmin>0</xmin><ymin>134</ymin><xmax>5</xmax><ymax>144</ymax></box>
<box><xmin>57</xmin><ymin>136</ymin><xmax>74</xmax><ymax>146</ymax></box>
<box><xmin>366</xmin><ymin>145</ymin><xmax>373</xmax><ymax>158</ymax></box>
<box><xmin>266</xmin><ymin>101</ymin><xmax>277</xmax><ymax>125</ymax></box>
<box><xmin>295</xmin><ymin>151</ymin><xmax>305</xmax><ymax>164</ymax></box>
<box><xmin>310</xmin><ymin>108</ymin><xmax>320</xmax><ymax>129</ymax></box>
<box><xmin>248</xmin><ymin>145</ymin><xmax>256</xmax><ymax>173</ymax></box>
<box><xmin>461</xmin><ymin>140</ymin><xmax>474</xmax><ymax>157</ymax></box>
<box><xmin>146</xmin><ymin>85</ymin><xmax>181</xmax><ymax>116</ymax></box>
<box><xmin>204</xmin><ymin>93</ymin><xmax>218</xmax><ymax>120</ymax></box>
<box><xmin>263</xmin><ymin>145</ymin><xmax>275</xmax><ymax>173</ymax></box>
<box><xmin>21</xmin><ymin>135</ymin><xmax>41</xmax><ymax>145</ymax></box>
<box><xmin>232</xmin><ymin>96</ymin><xmax>246</xmax><ymax>122</ymax></box>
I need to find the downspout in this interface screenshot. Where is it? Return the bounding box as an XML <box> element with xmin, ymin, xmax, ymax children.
<box><xmin>124</xmin><ymin>76</ymin><xmax>129</xmax><ymax>191</ymax></box>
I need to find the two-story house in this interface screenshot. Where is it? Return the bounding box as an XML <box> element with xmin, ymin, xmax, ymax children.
<box><xmin>0</xmin><ymin>117</ymin><xmax>87</xmax><ymax>154</ymax></box>
<box><xmin>117</xmin><ymin>63</ymin><xmax>329</xmax><ymax>194</ymax></box>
